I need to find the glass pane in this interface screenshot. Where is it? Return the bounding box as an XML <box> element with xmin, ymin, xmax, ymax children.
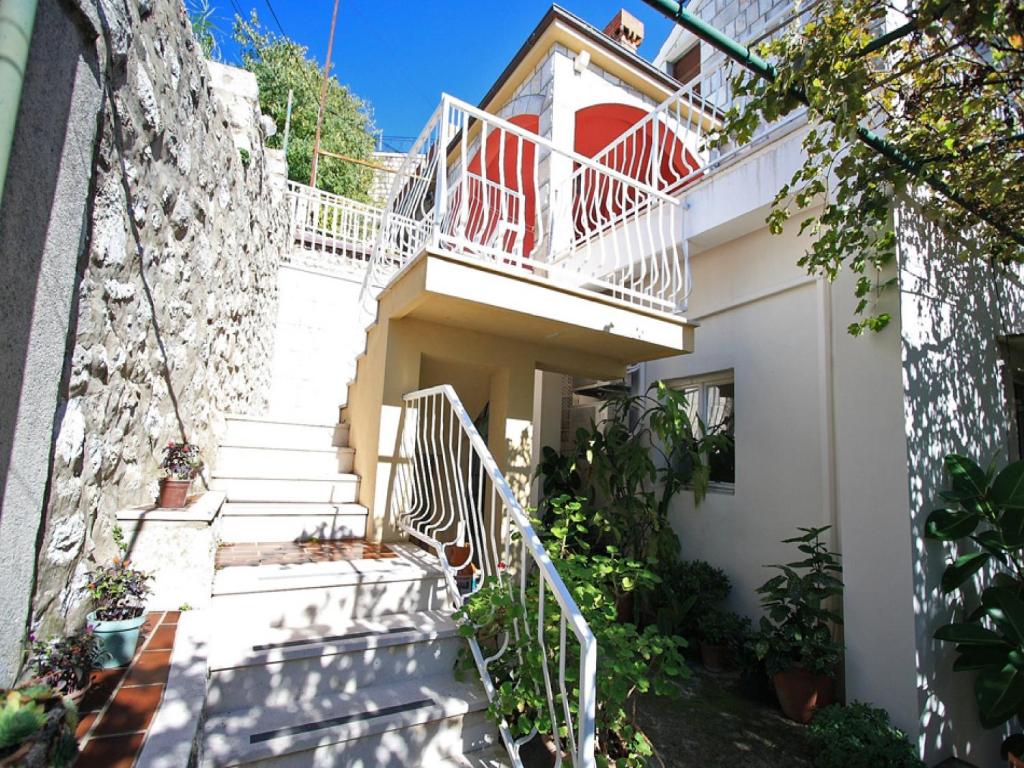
<box><xmin>680</xmin><ymin>385</ymin><xmax>701</xmax><ymax>435</ymax></box>
<box><xmin>706</xmin><ymin>381</ymin><xmax>735</xmax><ymax>484</ymax></box>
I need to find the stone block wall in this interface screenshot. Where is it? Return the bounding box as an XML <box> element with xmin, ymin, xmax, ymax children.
<box><xmin>29</xmin><ymin>0</ymin><xmax>288</xmax><ymax>637</ymax></box>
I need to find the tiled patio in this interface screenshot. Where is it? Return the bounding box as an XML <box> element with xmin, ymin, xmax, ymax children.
<box><xmin>76</xmin><ymin>611</ymin><xmax>179</xmax><ymax>768</ymax></box>
<box><xmin>215</xmin><ymin>540</ymin><xmax>395</xmax><ymax>568</ymax></box>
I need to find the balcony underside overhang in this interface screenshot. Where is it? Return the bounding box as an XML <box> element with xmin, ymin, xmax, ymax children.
<box><xmin>380</xmin><ymin>250</ymin><xmax>696</xmax><ymax>371</ymax></box>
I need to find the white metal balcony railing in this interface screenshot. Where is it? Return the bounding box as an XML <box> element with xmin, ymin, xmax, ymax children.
<box><xmin>392</xmin><ymin>385</ymin><xmax>597</xmax><ymax>768</ymax></box>
<box><xmin>287</xmin><ymin>180</ymin><xmax>383</xmax><ymax>264</ymax></box>
<box><xmin>594</xmin><ymin>13</ymin><xmax>810</xmax><ymax>198</ymax></box>
<box><xmin>358</xmin><ymin>94</ymin><xmax>689</xmax><ymax>318</ymax></box>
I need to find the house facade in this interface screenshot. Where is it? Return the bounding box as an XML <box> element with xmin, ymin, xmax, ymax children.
<box><xmin>1</xmin><ymin>0</ymin><xmax>1022</xmax><ymax>765</ymax></box>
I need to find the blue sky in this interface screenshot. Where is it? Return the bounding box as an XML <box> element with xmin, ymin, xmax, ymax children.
<box><xmin>203</xmin><ymin>1</ymin><xmax>676</xmax><ymax>145</ymax></box>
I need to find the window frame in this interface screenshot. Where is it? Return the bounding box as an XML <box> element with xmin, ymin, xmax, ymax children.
<box><xmin>666</xmin><ymin>370</ymin><xmax>735</xmax><ymax>494</ymax></box>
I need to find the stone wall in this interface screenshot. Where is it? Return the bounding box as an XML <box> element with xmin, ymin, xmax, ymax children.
<box><xmin>29</xmin><ymin>0</ymin><xmax>288</xmax><ymax>637</ymax></box>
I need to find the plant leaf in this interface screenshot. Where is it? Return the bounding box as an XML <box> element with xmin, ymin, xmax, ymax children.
<box><xmin>940</xmin><ymin>551</ymin><xmax>989</xmax><ymax>594</ymax></box>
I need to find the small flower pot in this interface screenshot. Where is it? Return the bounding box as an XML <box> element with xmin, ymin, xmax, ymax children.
<box><xmin>157</xmin><ymin>477</ymin><xmax>191</xmax><ymax>508</ymax></box>
<box><xmin>700</xmin><ymin>642</ymin><xmax>728</xmax><ymax>671</ymax></box>
<box><xmin>1010</xmin><ymin>755</ymin><xmax>1024</xmax><ymax>768</ymax></box>
<box><xmin>772</xmin><ymin>667</ymin><xmax>835</xmax><ymax>723</ymax></box>
<box><xmin>88</xmin><ymin>611</ymin><xmax>146</xmax><ymax>668</ymax></box>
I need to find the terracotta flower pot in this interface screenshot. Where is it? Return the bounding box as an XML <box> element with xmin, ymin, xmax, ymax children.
<box><xmin>700</xmin><ymin>642</ymin><xmax>727</xmax><ymax>671</ymax></box>
<box><xmin>616</xmin><ymin>592</ymin><xmax>635</xmax><ymax>623</ymax></box>
<box><xmin>772</xmin><ymin>667</ymin><xmax>835</xmax><ymax>723</ymax></box>
<box><xmin>1010</xmin><ymin>754</ymin><xmax>1024</xmax><ymax>768</ymax></box>
<box><xmin>158</xmin><ymin>477</ymin><xmax>191</xmax><ymax>508</ymax></box>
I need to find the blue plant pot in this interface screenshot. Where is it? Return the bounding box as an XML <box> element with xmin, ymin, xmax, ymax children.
<box><xmin>88</xmin><ymin>611</ymin><xmax>146</xmax><ymax>668</ymax></box>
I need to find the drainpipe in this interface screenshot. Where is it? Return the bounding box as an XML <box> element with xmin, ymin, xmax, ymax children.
<box><xmin>639</xmin><ymin>0</ymin><xmax>1024</xmax><ymax>249</ymax></box>
<box><xmin>0</xmin><ymin>0</ymin><xmax>38</xmax><ymax>208</ymax></box>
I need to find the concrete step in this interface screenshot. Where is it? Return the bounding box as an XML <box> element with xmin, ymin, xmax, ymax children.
<box><xmin>332</xmin><ymin>422</ymin><xmax>350</xmax><ymax>448</ymax></box>
<box><xmin>224</xmin><ymin>416</ymin><xmax>338</xmax><ymax>451</ymax></box>
<box><xmin>201</xmin><ymin>674</ymin><xmax>496</xmax><ymax>768</ymax></box>
<box><xmin>218</xmin><ymin>503</ymin><xmax>368</xmax><ymax>543</ymax></box>
<box><xmin>211</xmin><ymin>544</ymin><xmax>449</xmax><ymax>624</ymax></box>
<box><xmin>206</xmin><ymin>610</ymin><xmax>462</xmax><ymax>714</ymax></box>
<box><xmin>215</xmin><ymin>445</ymin><xmax>355</xmax><ymax>476</ymax></box>
<box><xmin>210</xmin><ymin>473</ymin><xmax>359</xmax><ymax>504</ymax></box>
<box><xmin>436</xmin><ymin>745</ymin><xmax>513</xmax><ymax>767</ymax></box>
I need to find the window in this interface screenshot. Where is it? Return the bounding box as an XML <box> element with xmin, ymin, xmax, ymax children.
<box><xmin>672</xmin><ymin>373</ymin><xmax>735</xmax><ymax>486</ymax></box>
<box><xmin>672</xmin><ymin>45</ymin><xmax>701</xmax><ymax>93</ymax></box>
<box><xmin>1006</xmin><ymin>336</ymin><xmax>1024</xmax><ymax>461</ymax></box>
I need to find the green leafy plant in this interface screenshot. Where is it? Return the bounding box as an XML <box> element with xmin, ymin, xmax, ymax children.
<box><xmin>160</xmin><ymin>441</ymin><xmax>203</xmax><ymax>480</ymax></box>
<box><xmin>808</xmin><ymin>702</ymin><xmax>923</xmax><ymax>768</ymax></box>
<box><xmin>698</xmin><ymin>607</ymin><xmax>750</xmax><ymax>648</ymax></box>
<box><xmin>87</xmin><ymin>526</ymin><xmax>152</xmax><ymax>622</ymax></box>
<box><xmin>26</xmin><ymin>629</ymin><xmax>97</xmax><ymax>694</ymax></box>
<box><xmin>234</xmin><ymin>11</ymin><xmax>377</xmax><ymax>200</ymax></box>
<box><xmin>238</xmin><ymin>148</ymin><xmax>251</xmax><ymax>168</ymax></box>
<box><xmin>750</xmin><ymin>526</ymin><xmax>843</xmax><ymax>676</ymax></box>
<box><xmin>455</xmin><ymin>497</ymin><xmax>688</xmax><ymax>766</ymax></box>
<box><xmin>714</xmin><ymin>0</ymin><xmax>1024</xmax><ymax>335</ymax></box>
<box><xmin>0</xmin><ymin>684</ymin><xmax>78</xmax><ymax>766</ymax></box>
<box><xmin>927</xmin><ymin>454</ymin><xmax>1024</xmax><ymax>729</ymax></box>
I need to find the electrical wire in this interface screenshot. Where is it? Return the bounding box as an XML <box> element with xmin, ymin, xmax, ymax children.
<box><xmin>263</xmin><ymin>0</ymin><xmax>287</xmax><ymax>37</ymax></box>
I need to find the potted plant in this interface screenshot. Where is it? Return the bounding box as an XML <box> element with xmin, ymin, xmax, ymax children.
<box><xmin>751</xmin><ymin>526</ymin><xmax>843</xmax><ymax>723</ymax></box>
<box><xmin>25</xmin><ymin>630</ymin><xmax>97</xmax><ymax>703</ymax></box>
<box><xmin>1003</xmin><ymin>735</ymin><xmax>1024</xmax><ymax>768</ymax></box>
<box><xmin>0</xmin><ymin>683</ymin><xmax>78</xmax><ymax>767</ymax></box>
<box><xmin>697</xmin><ymin>607</ymin><xmax>749</xmax><ymax>671</ymax></box>
<box><xmin>86</xmin><ymin>527</ymin><xmax>153</xmax><ymax>668</ymax></box>
<box><xmin>158</xmin><ymin>440</ymin><xmax>202</xmax><ymax>508</ymax></box>
<box><xmin>809</xmin><ymin>702</ymin><xmax>924</xmax><ymax>768</ymax></box>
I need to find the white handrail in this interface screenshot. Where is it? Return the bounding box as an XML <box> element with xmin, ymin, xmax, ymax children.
<box><xmin>286</xmin><ymin>180</ymin><xmax>384</xmax><ymax>265</ymax></box>
<box><xmin>392</xmin><ymin>384</ymin><xmax>597</xmax><ymax>768</ymax></box>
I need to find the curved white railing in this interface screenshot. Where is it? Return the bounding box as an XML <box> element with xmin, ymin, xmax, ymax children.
<box><xmin>391</xmin><ymin>385</ymin><xmax>597</xmax><ymax>768</ymax></box>
<box><xmin>359</xmin><ymin>94</ymin><xmax>689</xmax><ymax>319</ymax></box>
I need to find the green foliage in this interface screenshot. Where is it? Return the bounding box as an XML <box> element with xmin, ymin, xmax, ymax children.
<box><xmin>808</xmin><ymin>702</ymin><xmax>924</xmax><ymax>768</ymax></box>
<box><xmin>87</xmin><ymin>526</ymin><xmax>153</xmax><ymax>622</ymax></box>
<box><xmin>233</xmin><ymin>12</ymin><xmax>376</xmax><ymax>200</ymax></box>
<box><xmin>654</xmin><ymin>559</ymin><xmax>729</xmax><ymax>638</ymax></box>
<box><xmin>698</xmin><ymin>607</ymin><xmax>751</xmax><ymax>648</ymax></box>
<box><xmin>238</xmin><ymin>148</ymin><xmax>251</xmax><ymax>168</ymax></box>
<box><xmin>455</xmin><ymin>497</ymin><xmax>688</xmax><ymax>765</ymax></box>
<box><xmin>186</xmin><ymin>0</ymin><xmax>220</xmax><ymax>59</ymax></box>
<box><xmin>715</xmin><ymin>0</ymin><xmax>1024</xmax><ymax>335</ymax></box>
<box><xmin>929</xmin><ymin>454</ymin><xmax>1024</xmax><ymax>729</ymax></box>
<box><xmin>27</xmin><ymin>629</ymin><xmax>97</xmax><ymax>694</ymax></box>
<box><xmin>0</xmin><ymin>685</ymin><xmax>78</xmax><ymax>766</ymax></box>
<box><xmin>536</xmin><ymin>381</ymin><xmax>732</xmax><ymax>564</ymax></box>
<box><xmin>750</xmin><ymin>526</ymin><xmax>843</xmax><ymax>676</ymax></box>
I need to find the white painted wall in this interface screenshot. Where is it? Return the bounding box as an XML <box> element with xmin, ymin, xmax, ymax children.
<box><xmin>267</xmin><ymin>264</ymin><xmax>367</xmax><ymax>425</ymax></box>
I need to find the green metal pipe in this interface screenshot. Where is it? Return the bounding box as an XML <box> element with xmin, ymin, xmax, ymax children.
<box><xmin>0</xmin><ymin>0</ymin><xmax>39</xmax><ymax>207</ymax></box>
<box><xmin>640</xmin><ymin>0</ymin><xmax>1024</xmax><ymax>247</ymax></box>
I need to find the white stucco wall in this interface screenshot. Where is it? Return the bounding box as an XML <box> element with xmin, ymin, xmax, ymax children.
<box><xmin>897</xmin><ymin>206</ymin><xmax>1024</xmax><ymax>766</ymax></box>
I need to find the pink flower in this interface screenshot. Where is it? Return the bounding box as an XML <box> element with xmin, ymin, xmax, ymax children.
<box><xmin>498</xmin><ymin>561</ymin><xmax>506</xmax><ymax>571</ymax></box>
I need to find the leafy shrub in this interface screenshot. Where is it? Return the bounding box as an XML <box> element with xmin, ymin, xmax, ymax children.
<box><xmin>0</xmin><ymin>684</ymin><xmax>78</xmax><ymax>766</ymax></box>
<box><xmin>26</xmin><ymin>630</ymin><xmax>97</xmax><ymax>694</ymax></box>
<box><xmin>455</xmin><ymin>496</ymin><xmax>688</xmax><ymax>766</ymax></box>
<box><xmin>698</xmin><ymin>607</ymin><xmax>750</xmax><ymax>647</ymax></box>
<box><xmin>750</xmin><ymin>526</ymin><xmax>843</xmax><ymax>676</ymax></box>
<box><xmin>160</xmin><ymin>441</ymin><xmax>203</xmax><ymax>480</ymax></box>
<box><xmin>87</xmin><ymin>527</ymin><xmax>152</xmax><ymax>621</ymax></box>
<box><xmin>927</xmin><ymin>454</ymin><xmax>1024</xmax><ymax>729</ymax></box>
<box><xmin>655</xmin><ymin>559</ymin><xmax>730</xmax><ymax>637</ymax></box>
<box><xmin>808</xmin><ymin>703</ymin><xmax>923</xmax><ymax>768</ymax></box>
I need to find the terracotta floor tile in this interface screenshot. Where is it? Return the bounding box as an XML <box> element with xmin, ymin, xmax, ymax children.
<box><xmin>77</xmin><ymin>732</ymin><xmax>145</xmax><ymax>768</ymax></box>
<box><xmin>146</xmin><ymin>623</ymin><xmax>177</xmax><ymax>651</ymax></box>
<box><xmin>162</xmin><ymin>611</ymin><xmax>181</xmax><ymax>625</ymax></box>
<box><xmin>91</xmin><ymin>683</ymin><xmax>164</xmax><ymax>736</ymax></box>
<box><xmin>80</xmin><ymin>667</ymin><xmax>127</xmax><ymax>713</ymax></box>
<box><xmin>124</xmin><ymin>650</ymin><xmax>172</xmax><ymax>686</ymax></box>
<box><xmin>76</xmin><ymin>710</ymin><xmax>98</xmax><ymax>740</ymax></box>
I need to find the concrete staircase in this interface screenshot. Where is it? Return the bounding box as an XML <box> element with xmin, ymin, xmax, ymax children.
<box><xmin>201</xmin><ymin>415</ymin><xmax>509</xmax><ymax>767</ymax></box>
<box><xmin>212</xmin><ymin>415</ymin><xmax>366</xmax><ymax>542</ymax></box>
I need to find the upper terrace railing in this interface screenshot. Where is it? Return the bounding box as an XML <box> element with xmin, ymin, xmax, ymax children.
<box><xmin>359</xmin><ymin>94</ymin><xmax>689</xmax><ymax>317</ymax></box>
<box><xmin>288</xmin><ymin>180</ymin><xmax>383</xmax><ymax>264</ymax></box>
<box><xmin>591</xmin><ymin>14</ymin><xmax>810</xmax><ymax>197</ymax></box>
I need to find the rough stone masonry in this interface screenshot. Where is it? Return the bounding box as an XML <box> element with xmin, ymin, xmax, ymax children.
<box><xmin>28</xmin><ymin>0</ymin><xmax>288</xmax><ymax>640</ymax></box>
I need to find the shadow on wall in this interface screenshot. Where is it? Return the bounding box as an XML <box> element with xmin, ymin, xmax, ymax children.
<box><xmin>899</xmin><ymin>201</ymin><xmax>1024</xmax><ymax>764</ymax></box>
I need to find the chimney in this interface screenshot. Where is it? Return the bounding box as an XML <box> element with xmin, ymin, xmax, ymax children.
<box><xmin>603</xmin><ymin>9</ymin><xmax>644</xmax><ymax>53</ymax></box>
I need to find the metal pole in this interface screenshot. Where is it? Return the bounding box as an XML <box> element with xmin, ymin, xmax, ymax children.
<box><xmin>310</xmin><ymin>0</ymin><xmax>341</xmax><ymax>188</ymax></box>
<box><xmin>0</xmin><ymin>0</ymin><xmax>39</xmax><ymax>207</ymax></box>
<box><xmin>639</xmin><ymin>0</ymin><xmax>1024</xmax><ymax>248</ymax></box>
<box><xmin>282</xmin><ymin>88</ymin><xmax>293</xmax><ymax>158</ymax></box>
